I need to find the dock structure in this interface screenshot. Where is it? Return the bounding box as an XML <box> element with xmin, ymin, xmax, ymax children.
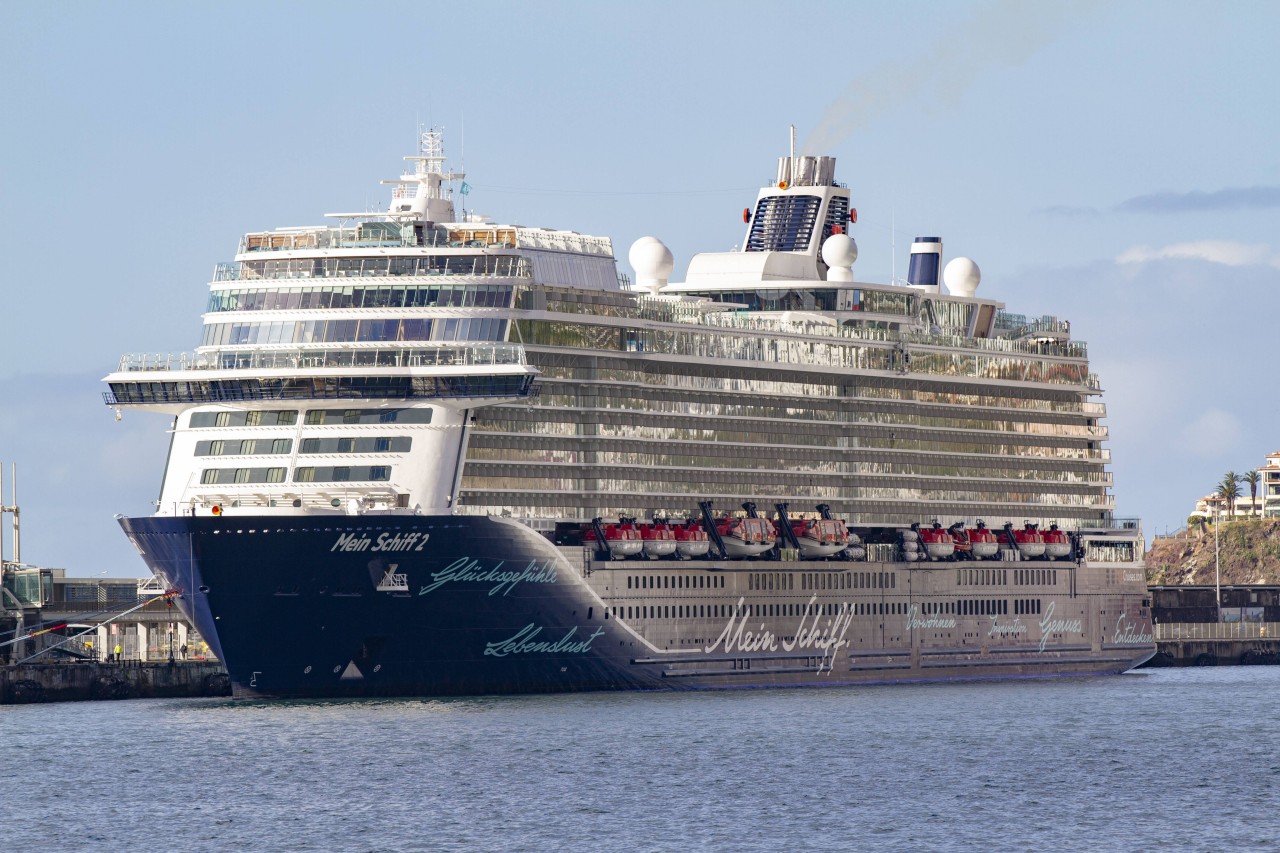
<box><xmin>1147</xmin><ymin>622</ymin><xmax>1280</xmax><ymax>667</ymax></box>
<box><xmin>2</xmin><ymin>464</ymin><xmax>215</xmax><ymax>671</ymax></box>
<box><xmin>1146</xmin><ymin>585</ymin><xmax>1280</xmax><ymax>666</ymax></box>
<box><xmin>3</xmin><ymin>570</ymin><xmax>216</xmax><ymax>665</ymax></box>
<box><xmin>1</xmin><ymin>661</ymin><xmax>230</xmax><ymax>703</ymax></box>
<box><xmin>2</xmin><ymin>569</ymin><xmax>230</xmax><ymax>703</ymax></box>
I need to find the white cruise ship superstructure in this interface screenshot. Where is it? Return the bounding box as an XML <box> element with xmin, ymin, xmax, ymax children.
<box><xmin>106</xmin><ymin>130</ymin><xmax>1155</xmax><ymax>698</ymax></box>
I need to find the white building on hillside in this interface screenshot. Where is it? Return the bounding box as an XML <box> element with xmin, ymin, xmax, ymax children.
<box><xmin>1192</xmin><ymin>451</ymin><xmax>1280</xmax><ymax>519</ymax></box>
<box><xmin>1263</xmin><ymin>452</ymin><xmax>1280</xmax><ymax>518</ymax></box>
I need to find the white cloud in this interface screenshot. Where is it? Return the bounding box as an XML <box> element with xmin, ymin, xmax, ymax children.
<box><xmin>1176</xmin><ymin>409</ymin><xmax>1245</xmax><ymax>456</ymax></box>
<box><xmin>1116</xmin><ymin>240</ymin><xmax>1280</xmax><ymax>268</ymax></box>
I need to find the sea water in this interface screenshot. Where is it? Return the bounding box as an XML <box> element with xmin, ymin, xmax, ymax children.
<box><xmin>2</xmin><ymin>667</ymin><xmax>1276</xmax><ymax>852</ymax></box>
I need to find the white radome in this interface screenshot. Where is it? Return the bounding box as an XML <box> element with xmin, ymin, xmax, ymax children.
<box><xmin>629</xmin><ymin>236</ymin><xmax>675</xmax><ymax>293</ymax></box>
<box><xmin>821</xmin><ymin>234</ymin><xmax>857</xmax><ymax>282</ymax></box>
<box><xmin>943</xmin><ymin>256</ymin><xmax>981</xmax><ymax>296</ymax></box>
<box><xmin>821</xmin><ymin>233</ymin><xmax>858</xmax><ymax>267</ymax></box>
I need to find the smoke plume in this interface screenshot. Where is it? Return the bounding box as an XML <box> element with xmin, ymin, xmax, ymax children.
<box><xmin>803</xmin><ymin>0</ymin><xmax>1102</xmax><ymax>155</ymax></box>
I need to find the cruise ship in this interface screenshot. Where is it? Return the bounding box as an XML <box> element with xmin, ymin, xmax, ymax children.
<box><xmin>105</xmin><ymin>130</ymin><xmax>1155</xmax><ymax>698</ymax></box>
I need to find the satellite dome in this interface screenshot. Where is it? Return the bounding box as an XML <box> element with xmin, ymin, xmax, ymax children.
<box><xmin>821</xmin><ymin>234</ymin><xmax>857</xmax><ymax>282</ymax></box>
<box><xmin>629</xmin><ymin>236</ymin><xmax>674</xmax><ymax>293</ymax></box>
<box><xmin>943</xmin><ymin>257</ymin><xmax>981</xmax><ymax>297</ymax></box>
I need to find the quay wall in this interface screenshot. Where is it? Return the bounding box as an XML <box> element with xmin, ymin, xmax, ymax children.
<box><xmin>0</xmin><ymin>661</ymin><xmax>231</xmax><ymax>704</ymax></box>
<box><xmin>1145</xmin><ymin>622</ymin><xmax>1280</xmax><ymax>667</ymax></box>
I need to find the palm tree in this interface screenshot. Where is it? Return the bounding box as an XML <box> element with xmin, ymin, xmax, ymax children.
<box><xmin>1244</xmin><ymin>470</ymin><xmax>1261</xmax><ymax>516</ymax></box>
<box><xmin>1217</xmin><ymin>471</ymin><xmax>1242</xmax><ymax>518</ymax></box>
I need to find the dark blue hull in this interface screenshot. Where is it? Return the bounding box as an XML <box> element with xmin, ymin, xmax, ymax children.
<box><xmin>120</xmin><ymin>514</ymin><xmax>662</xmax><ymax>698</ymax></box>
<box><xmin>120</xmin><ymin>514</ymin><xmax>1155</xmax><ymax>698</ymax></box>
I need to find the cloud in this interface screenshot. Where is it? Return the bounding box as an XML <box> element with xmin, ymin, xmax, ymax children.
<box><xmin>1116</xmin><ymin>240</ymin><xmax>1280</xmax><ymax>268</ymax></box>
<box><xmin>1117</xmin><ymin>186</ymin><xmax>1280</xmax><ymax>213</ymax></box>
<box><xmin>1005</xmin><ymin>255</ymin><xmax>1278</xmax><ymax>538</ymax></box>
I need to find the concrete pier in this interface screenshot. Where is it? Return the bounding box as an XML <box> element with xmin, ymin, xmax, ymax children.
<box><xmin>0</xmin><ymin>661</ymin><xmax>230</xmax><ymax>704</ymax></box>
<box><xmin>1145</xmin><ymin>622</ymin><xmax>1280</xmax><ymax>667</ymax></box>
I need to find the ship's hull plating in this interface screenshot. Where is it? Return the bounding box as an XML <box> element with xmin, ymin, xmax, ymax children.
<box><xmin>120</xmin><ymin>515</ymin><xmax>1154</xmax><ymax>699</ymax></box>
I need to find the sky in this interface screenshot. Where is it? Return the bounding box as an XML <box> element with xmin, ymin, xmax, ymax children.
<box><xmin>1</xmin><ymin>0</ymin><xmax>1277</xmax><ymax>576</ymax></box>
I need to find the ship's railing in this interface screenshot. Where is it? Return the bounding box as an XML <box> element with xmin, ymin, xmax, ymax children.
<box><xmin>214</xmin><ymin>255</ymin><xmax>533</xmax><ymax>282</ymax></box>
<box><xmin>113</xmin><ymin>344</ymin><xmax>528</xmax><ymax>373</ymax></box>
<box><xmin>993</xmin><ymin>312</ymin><xmax>1071</xmax><ymax>337</ymax></box>
<box><xmin>170</xmin><ymin>489</ymin><xmax>406</xmax><ymax>514</ymax></box>
<box><xmin>239</xmin><ymin>227</ymin><xmax>457</xmax><ymax>253</ymax></box>
<box><xmin>238</xmin><ymin>226</ymin><xmax>614</xmax><ymax>257</ymax></box>
<box><xmin>1154</xmin><ymin>622</ymin><xmax>1280</xmax><ymax>641</ymax></box>
<box><xmin>849</xmin><ymin>388</ymin><xmax>1106</xmax><ymax>417</ymax></box>
<box><xmin>902</xmin><ymin>330</ymin><xmax>1089</xmax><ymax>359</ymax></box>
<box><xmin>690</xmin><ymin>307</ymin><xmax>1089</xmax><ymax>360</ymax></box>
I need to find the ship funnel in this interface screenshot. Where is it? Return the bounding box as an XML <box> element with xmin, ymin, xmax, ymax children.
<box><xmin>907</xmin><ymin>237</ymin><xmax>942</xmax><ymax>292</ymax></box>
<box><xmin>776</xmin><ymin>156</ymin><xmax>836</xmax><ymax>188</ymax></box>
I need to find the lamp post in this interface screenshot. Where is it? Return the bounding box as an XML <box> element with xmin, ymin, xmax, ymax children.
<box><xmin>1214</xmin><ymin>504</ymin><xmax>1222</xmax><ymax>621</ymax></box>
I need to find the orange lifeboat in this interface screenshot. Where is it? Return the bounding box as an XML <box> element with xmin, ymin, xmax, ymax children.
<box><xmin>639</xmin><ymin>519</ymin><xmax>678</xmax><ymax>559</ymax></box>
<box><xmin>674</xmin><ymin>519</ymin><xmax>711</xmax><ymax>558</ymax></box>
<box><xmin>1017</xmin><ymin>523</ymin><xmax>1046</xmax><ymax>558</ymax></box>
<box><xmin>920</xmin><ymin>521</ymin><xmax>956</xmax><ymax>561</ymax></box>
<box><xmin>1000</xmin><ymin>522</ymin><xmax>1046</xmax><ymax>559</ymax></box>
<box><xmin>966</xmin><ymin>520</ymin><xmax>1000</xmax><ymax>560</ymax></box>
<box><xmin>1043</xmin><ymin>523</ymin><xmax>1073</xmax><ymax>560</ymax></box>
<box><xmin>583</xmin><ymin>519</ymin><xmax>643</xmax><ymax>559</ymax></box>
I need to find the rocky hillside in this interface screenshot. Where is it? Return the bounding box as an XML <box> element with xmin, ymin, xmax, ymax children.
<box><xmin>1146</xmin><ymin>518</ymin><xmax>1280</xmax><ymax>585</ymax></box>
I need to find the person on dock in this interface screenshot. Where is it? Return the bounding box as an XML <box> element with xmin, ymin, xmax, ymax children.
<box><xmin>180</xmin><ymin>643</ymin><xmax>188</xmax><ymax>660</ymax></box>
<box><xmin>113</xmin><ymin>642</ymin><xmax>122</xmax><ymax>662</ymax></box>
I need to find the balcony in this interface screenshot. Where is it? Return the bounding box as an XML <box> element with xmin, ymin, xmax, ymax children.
<box><xmin>112</xmin><ymin>344</ymin><xmax>528</xmax><ymax>373</ymax></box>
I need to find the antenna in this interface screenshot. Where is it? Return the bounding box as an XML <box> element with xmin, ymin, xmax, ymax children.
<box><xmin>789</xmin><ymin>125</ymin><xmax>795</xmax><ymax>166</ymax></box>
<box><xmin>891</xmin><ymin>207</ymin><xmax>896</xmax><ymax>285</ymax></box>
<box><xmin>0</xmin><ymin>462</ymin><xmax>18</xmax><ymax>568</ymax></box>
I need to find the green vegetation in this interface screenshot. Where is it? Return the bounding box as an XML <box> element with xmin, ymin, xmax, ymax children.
<box><xmin>1147</xmin><ymin>517</ymin><xmax>1280</xmax><ymax>585</ymax></box>
<box><xmin>1217</xmin><ymin>471</ymin><xmax>1241</xmax><ymax>516</ymax></box>
<box><xmin>1244</xmin><ymin>470</ymin><xmax>1261</xmax><ymax>516</ymax></box>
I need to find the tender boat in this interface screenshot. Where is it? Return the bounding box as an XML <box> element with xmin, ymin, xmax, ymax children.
<box><xmin>792</xmin><ymin>517</ymin><xmax>850</xmax><ymax>559</ymax></box>
<box><xmin>716</xmin><ymin>516</ymin><xmax>776</xmax><ymax>558</ymax></box>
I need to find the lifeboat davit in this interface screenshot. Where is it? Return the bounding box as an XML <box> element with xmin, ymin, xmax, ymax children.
<box><xmin>967</xmin><ymin>520</ymin><xmax>1000</xmax><ymax>560</ymax></box>
<box><xmin>920</xmin><ymin>521</ymin><xmax>955</xmax><ymax>561</ymax></box>
<box><xmin>1044</xmin><ymin>523</ymin><xmax>1073</xmax><ymax>560</ymax></box>
<box><xmin>639</xmin><ymin>520</ymin><xmax>678</xmax><ymax>559</ymax></box>
<box><xmin>792</xmin><ymin>517</ymin><xmax>850</xmax><ymax>559</ymax></box>
<box><xmin>584</xmin><ymin>520</ymin><xmax>643</xmax><ymax>559</ymax></box>
<box><xmin>674</xmin><ymin>519</ymin><xmax>711</xmax><ymax>558</ymax></box>
<box><xmin>716</xmin><ymin>516</ymin><xmax>776</xmax><ymax>558</ymax></box>
<box><xmin>947</xmin><ymin>522</ymin><xmax>972</xmax><ymax>558</ymax></box>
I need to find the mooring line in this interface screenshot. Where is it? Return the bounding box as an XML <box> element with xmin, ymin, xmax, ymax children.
<box><xmin>4</xmin><ymin>594</ymin><xmax>169</xmax><ymax>663</ymax></box>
